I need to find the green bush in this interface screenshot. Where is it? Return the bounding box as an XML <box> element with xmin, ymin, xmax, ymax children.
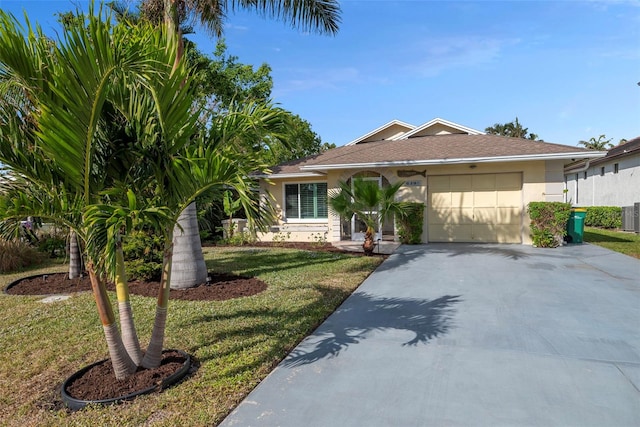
<box><xmin>0</xmin><ymin>240</ymin><xmax>44</xmax><ymax>273</ymax></box>
<box><xmin>396</xmin><ymin>202</ymin><xmax>425</xmax><ymax>244</ymax></box>
<box><xmin>37</xmin><ymin>233</ymin><xmax>66</xmax><ymax>258</ymax></box>
<box><xmin>122</xmin><ymin>230</ymin><xmax>163</xmax><ymax>281</ymax></box>
<box><xmin>527</xmin><ymin>202</ymin><xmax>572</xmax><ymax>248</ymax></box>
<box><xmin>585</xmin><ymin>206</ymin><xmax>622</xmax><ymax>229</ymax></box>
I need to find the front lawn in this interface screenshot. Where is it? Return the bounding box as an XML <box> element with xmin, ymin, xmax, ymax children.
<box><xmin>583</xmin><ymin>227</ymin><xmax>640</xmax><ymax>259</ymax></box>
<box><xmin>0</xmin><ymin>246</ymin><xmax>382</xmax><ymax>426</ymax></box>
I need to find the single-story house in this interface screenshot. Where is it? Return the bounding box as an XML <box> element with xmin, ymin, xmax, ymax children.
<box><xmin>564</xmin><ymin>136</ymin><xmax>640</xmax><ymax>207</ymax></box>
<box><xmin>255</xmin><ymin>118</ymin><xmax>605</xmax><ymax>245</ymax></box>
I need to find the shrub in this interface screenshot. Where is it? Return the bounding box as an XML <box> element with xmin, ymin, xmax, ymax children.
<box><xmin>122</xmin><ymin>230</ymin><xmax>163</xmax><ymax>281</ymax></box>
<box><xmin>37</xmin><ymin>233</ymin><xmax>66</xmax><ymax>258</ymax></box>
<box><xmin>396</xmin><ymin>203</ymin><xmax>425</xmax><ymax>244</ymax></box>
<box><xmin>0</xmin><ymin>240</ymin><xmax>44</xmax><ymax>273</ymax></box>
<box><xmin>527</xmin><ymin>202</ymin><xmax>572</xmax><ymax>248</ymax></box>
<box><xmin>585</xmin><ymin>206</ymin><xmax>622</xmax><ymax>229</ymax></box>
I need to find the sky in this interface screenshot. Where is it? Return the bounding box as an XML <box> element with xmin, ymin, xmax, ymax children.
<box><xmin>1</xmin><ymin>0</ymin><xmax>639</xmax><ymax>148</ymax></box>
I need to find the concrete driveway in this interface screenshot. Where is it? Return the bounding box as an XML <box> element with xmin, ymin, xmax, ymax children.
<box><xmin>220</xmin><ymin>243</ymin><xmax>640</xmax><ymax>427</ymax></box>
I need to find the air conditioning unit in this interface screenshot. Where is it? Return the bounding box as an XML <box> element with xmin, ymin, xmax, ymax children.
<box><xmin>622</xmin><ymin>206</ymin><xmax>635</xmax><ymax>231</ymax></box>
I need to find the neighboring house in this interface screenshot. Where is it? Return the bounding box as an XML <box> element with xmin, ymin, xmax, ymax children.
<box><xmin>255</xmin><ymin>118</ymin><xmax>604</xmax><ymax>245</ymax></box>
<box><xmin>564</xmin><ymin>136</ymin><xmax>640</xmax><ymax>207</ymax></box>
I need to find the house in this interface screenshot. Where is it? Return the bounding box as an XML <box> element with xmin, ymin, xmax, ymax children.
<box><xmin>255</xmin><ymin>118</ymin><xmax>605</xmax><ymax>245</ymax></box>
<box><xmin>564</xmin><ymin>136</ymin><xmax>640</xmax><ymax>207</ymax></box>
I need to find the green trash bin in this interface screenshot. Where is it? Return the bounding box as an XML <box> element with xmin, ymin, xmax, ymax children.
<box><xmin>566</xmin><ymin>208</ymin><xmax>587</xmax><ymax>244</ymax></box>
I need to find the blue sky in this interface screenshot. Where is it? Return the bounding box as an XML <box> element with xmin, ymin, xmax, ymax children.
<box><xmin>1</xmin><ymin>0</ymin><xmax>639</xmax><ymax>147</ymax></box>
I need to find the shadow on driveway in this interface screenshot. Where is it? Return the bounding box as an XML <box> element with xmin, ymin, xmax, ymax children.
<box><xmin>282</xmin><ymin>293</ymin><xmax>461</xmax><ymax>367</ymax></box>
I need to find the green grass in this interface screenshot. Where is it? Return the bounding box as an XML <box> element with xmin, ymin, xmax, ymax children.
<box><xmin>0</xmin><ymin>247</ymin><xmax>382</xmax><ymax>426</ymax></box>
<box><xmin>583</xmin><ymin>227</ymin><xmax>640</xmax><ymax>259</ymax></box>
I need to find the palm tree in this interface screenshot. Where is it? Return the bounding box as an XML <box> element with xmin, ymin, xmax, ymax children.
<box><xmin>329</xmin><ymin>178</ymin><xmax>411</xmax><ymax>256</ymax></box>
<box><xmin>151</xmin><ymin>0</ymin><xmax>341</xmax><ymax>288</ymax></box>
<box><xmin>0</xmin><ymin>6</ymin><xmax>200</xmax><ymax>378</ymax></box>
<box><xmin>578</xmin><ymin>135</ymin><xmax>613</xmax><ymax>150</ymax></box>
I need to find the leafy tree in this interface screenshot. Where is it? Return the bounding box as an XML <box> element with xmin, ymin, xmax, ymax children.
<box><xmin>329</xmin><ymin>179</ymin><xmax>411</xmax><ymax>256</ymax></box>
<box><xmin>485</xmin><ymin>117</ymin><xmax>540</xmax><ymax>141</ymax></box>
<box><xmin>578</xmin><ymin>134</ymin><xmax>614</xmax><ymax>150</ymax></box>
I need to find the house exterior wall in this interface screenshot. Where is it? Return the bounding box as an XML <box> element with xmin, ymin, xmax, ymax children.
<box><xmin>564</xmin><ymin>154</ymin><xmax>640</xmax><ymax>207</ymax></box>
<box><xmin>257</xmin><ymin>160</ymin><xmax>562</xmax><ymax>245</ymax></box>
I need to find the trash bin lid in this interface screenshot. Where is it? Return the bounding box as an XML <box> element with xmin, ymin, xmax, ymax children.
<box><xmin>572</xmin><ymin>208</ymin><xmax>587</xmax><ymax>212</ymax></box>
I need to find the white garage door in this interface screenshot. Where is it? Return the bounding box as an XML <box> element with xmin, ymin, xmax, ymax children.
<box><xmin>427</xmin><ymin>173</ymin><xmax>523</xmax><ymax>243</ymax></box>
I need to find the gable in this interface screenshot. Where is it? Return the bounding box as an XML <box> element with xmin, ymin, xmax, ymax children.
<box><xmin>345</xmin><ymin>120</ymin><xmax>415</xmax><ymax>146</ymax></box>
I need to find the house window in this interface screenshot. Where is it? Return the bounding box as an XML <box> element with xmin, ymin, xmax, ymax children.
<box><xmin>285</xmin><ymin>183</ymin><xmax>328</xmax><ymax>219</ymax></box>
<box><xmin>614</xmin><ymin>163</ymin><xmax>619</xmax><ymax>174</ymax></box>
<box><xmin>600</xmin><ymin>167</ymin><xmax>605</xmax><ymax>176</ymax></box>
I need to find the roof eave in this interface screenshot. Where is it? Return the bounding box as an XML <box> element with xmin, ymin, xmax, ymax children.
<box><xmin>255</xmin><ymin>171</ymin><xmax>327</xmax><ymax>179</ymax></box>
<box><xmin>300</xmin><ymin>151</ymin><xmax>607</xmax><ymax>172</ymax></box>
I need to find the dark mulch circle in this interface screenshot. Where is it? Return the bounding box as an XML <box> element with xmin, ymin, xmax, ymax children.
<box><xmin>64</xmin><ymin>350</ymin><xmax>190</xmax><ymax>403</ymax></box>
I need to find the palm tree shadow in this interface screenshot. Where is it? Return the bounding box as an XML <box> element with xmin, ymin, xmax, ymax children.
<box><xmin>282</xmin><ymin>293</ymin><xmax>461</xmax><ymax>367</ymax></box>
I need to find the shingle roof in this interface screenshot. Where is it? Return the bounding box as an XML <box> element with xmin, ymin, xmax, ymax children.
<box><xmin>270</xmin><ymin>134</ymin><xmax>602</xmax><ymax>176</ymax></box>
<box><xmin>592</xmin><ymin>136</ymin><xmax>640</xmax><ymax>165</ymax></box>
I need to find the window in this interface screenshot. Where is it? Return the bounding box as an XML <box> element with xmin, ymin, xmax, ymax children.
<box><xmin>614</xmin><ymin>163</ymin><xmax>619</xmax><ymax>174</ymax></box>
<box><xmin>600</xmin><ymin>167</ymin><xmax>605</xmax><ymax>176</ymax></box>
<box><xmin>285</xmin><ymin>183</ymin><xmax>328</xmax><ymax>219</ymax></box>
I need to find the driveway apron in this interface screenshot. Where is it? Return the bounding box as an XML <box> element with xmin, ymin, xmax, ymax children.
<box><xmin>220</xmin><ymin>243</ymin><xmax>640</xmax><ymax>427</ymax></box>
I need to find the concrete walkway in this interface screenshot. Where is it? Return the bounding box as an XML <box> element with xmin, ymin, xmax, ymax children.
<box><xmin>220</xmin><ymin>243</ymin><xmax>640</xmax><ymax>427</ymax></box>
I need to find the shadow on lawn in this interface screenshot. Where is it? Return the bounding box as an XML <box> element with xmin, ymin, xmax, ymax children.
<box><xmin>281</xmin><ymin>292</ymin><xmax>461</xmax><ymax>367</ymax></box>
<box><xmin>583</xmin><ymin>231</ymin><xmax>635</xmax><ymax>243</ymax></box>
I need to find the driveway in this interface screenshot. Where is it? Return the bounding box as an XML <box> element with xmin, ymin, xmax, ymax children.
<box><xmin>220</xmin><ymin>243</ymin><xmax>640</xmax><ymax>427</ymax></box>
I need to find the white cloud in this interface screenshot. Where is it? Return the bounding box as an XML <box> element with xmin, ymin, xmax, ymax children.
<box><xmin>402</xmin><ymin>36</ymin><xmax>521</xmax><ymax>77</ymax></box>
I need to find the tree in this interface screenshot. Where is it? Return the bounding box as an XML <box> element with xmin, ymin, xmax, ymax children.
<box><xmin>578</xmin><ymin>135</ymin><xmax>614</xmax><ymax>150</ymax></box>
<box><xmin>485</xmin><ymin>117</ymin><xmax>540</xmax><ymax>141</ymax></box>
<box><xmin>0</xmin><ymin>5</ymin><xmax>277</xmax><ymax>379</ymax></box>
<box><xmin>155</xmin><ymin>0</ymin><xmax>341</xmax><ymax>288</ymax></box>
<box><xmin>329</xmin><ymin>179</ymin><xmax>411</xmax><ymax>256</ymax></box>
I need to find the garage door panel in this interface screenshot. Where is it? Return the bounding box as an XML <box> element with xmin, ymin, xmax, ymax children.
<box><xmin>451</xmin><ymin>191</ymin><xmax>473</xmax><ymax>208</ymax></box>
<box><xmin>428</xmin><ymin>173</ymin><xmax>523</xmax><ymax>243</ymax></box>
<box><xmin>451</xmin><ymin>207</ymin><xmax>474</xmax><ymax>224</ymax></box>
<box><xmin>427</xmin><ymin>207</ymin><xmax>449</xmax><ymax>225</ymax></box>
<box><xmin>450</xmin><ymin>175</ymin><xmax>472</xmax><ymax>190</ymax></box>
<box><xmin>472</xmin><ymin>174</ymin><xmax>496</xmax><ymax>190</ymax></box>
<box><xmin>429</xmin><ymin>192</ymin><xmax>452</xmax><ymax>209</ymax></box>
<box><xmin>474</xmin><ymin>191</ymin><xmax>497</xmax><ymax>207</ymax></box>
<box><xmin>429</xmin><ymin>175</ymin><xmax>451</xmax><ymax>190</ymax></box>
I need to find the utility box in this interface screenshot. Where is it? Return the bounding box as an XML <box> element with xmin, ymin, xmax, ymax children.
<box><xmin>566</xmin><ymin>208</ymin><xmax>587</xmax><ymax>244</ymax></box>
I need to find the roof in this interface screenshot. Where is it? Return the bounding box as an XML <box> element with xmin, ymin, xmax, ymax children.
<box><xmin>267</xmin><ymin>134</ymin><xmax>604</xmax><ymax>177</ymax></box>
<box><xmin>564</xmin><ymin>136</ymin><xmax>640</xmax><ymax>173</ymax></box>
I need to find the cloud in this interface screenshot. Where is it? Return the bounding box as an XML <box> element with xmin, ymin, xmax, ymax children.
<box><xmin>403</xmin><ymin>36</ymin><xmax>521</xmax><ymax>77</ymax></box>
<box><xmin>274</xmin><ymin>66</ymin><xmax>383</xmax><ymax>97</ymax></box>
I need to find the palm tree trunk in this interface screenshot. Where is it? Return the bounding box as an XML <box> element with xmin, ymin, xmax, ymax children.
<box><xmin>170</xmin><ymin>202</ymin><xmax>207</xmax><ymax>289</ymax></box>
<box><xmin>87</xmin><ymin>262</ymin><xmax>136</xmax><ymax>379</ymax></box>
<box><xmin>115</xmin><ymin>239</ymin><xmax>143</xmax><ymax>365</ymax></box>
<box><xmin>68</xmin><ymin>230</ymin><xmax>82</xmax><ymax>279</ymax></box>
<box><xmin>141</xmin><ymin>230</ymin><xmax>173</xmax><ymax>369</ymax></box>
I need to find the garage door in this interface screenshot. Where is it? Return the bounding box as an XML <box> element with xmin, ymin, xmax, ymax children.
<box><xmin>427</xmin><ymin>173</ymin><xmax>522</xmax><ymax>243</ymax></box>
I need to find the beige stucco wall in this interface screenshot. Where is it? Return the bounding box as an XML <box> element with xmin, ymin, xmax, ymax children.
<box><xmin>257</xmin><ymin>160</ymin><xmax>560</xmax><ymax>245</ymax></box>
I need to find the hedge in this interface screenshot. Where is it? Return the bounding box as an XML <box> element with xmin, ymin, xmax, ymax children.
<box><xmin>584</xmin><ymin>206</ymin><xmax>622</xmax><ymax>229</ymax></box>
